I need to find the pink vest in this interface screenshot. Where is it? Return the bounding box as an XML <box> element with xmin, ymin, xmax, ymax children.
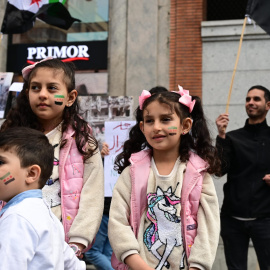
<box><xmin>59</xmin><ymin>127</ymin><xmax>84</xmax><ymax>243</ymax></box>
<box><xmin>111</xmin><ymin>149</ymin><xmax>208</xmax><ymax>269</ymax></box>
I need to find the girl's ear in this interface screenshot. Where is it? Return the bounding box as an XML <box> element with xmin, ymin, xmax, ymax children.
<box><xmin>139</xmin><ymin>121</ymin><xmax>144</xmax><ymax>133</ymax></box>
<box><xmin>67</xmin><ymin>89</ymin><xmax>78</xmax><ymax>107</ymax></box>
<box><xmin>25</xmin><ymin>164</ymin><xmax>41</xmax><ymax>186</ymax></box>
<box><xmin>182</xmin><ymin>117</ymin><xmax>192</xmax><ymax>134</ymax></box>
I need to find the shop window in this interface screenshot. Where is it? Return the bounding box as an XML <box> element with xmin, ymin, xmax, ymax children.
<box><xmin>11</xmin><ymin>0</ymin><xmax>109</xmax><ymax>44</ymax></box>
<box><xmin>207</xmin><ymin>0</ymin><xmax>248</xmax><ymax>21</ymax></box>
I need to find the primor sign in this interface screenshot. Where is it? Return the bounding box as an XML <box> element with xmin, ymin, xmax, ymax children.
<box><xmin>7</xmin><ymin>41</ymin><xmax>107</xmax><ymax>73</ymax></box>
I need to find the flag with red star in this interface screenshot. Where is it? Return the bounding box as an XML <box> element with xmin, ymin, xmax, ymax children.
<box><xmin>1</xmin><ymin>0</ymin><xmax>80</xmax><ymax>34</ymax></box>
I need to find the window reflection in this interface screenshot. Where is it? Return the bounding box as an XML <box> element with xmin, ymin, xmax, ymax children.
<box><xmin>12</xmin><ymin>0</ymin><xmax>109</xmax><ymax>44</ymax></box>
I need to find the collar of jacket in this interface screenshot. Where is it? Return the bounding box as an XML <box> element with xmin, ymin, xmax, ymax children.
<box><xmin>244</xmin><ymin>118</ymin><xmax>268</xmax><ymax>131</ymax></box>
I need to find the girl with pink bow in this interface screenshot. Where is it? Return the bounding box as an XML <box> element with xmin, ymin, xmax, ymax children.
<box><xmin>0</xmin><ymin>58</ymin><xmax>104</xmax><ymax>259</ymax></box>
<box><xmin>109</xmin><ymin>86</ymin><xmax>221</xmax><ymax>270</ymax></box>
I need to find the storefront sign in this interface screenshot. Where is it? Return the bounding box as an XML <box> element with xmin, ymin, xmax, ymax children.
<box><xmin>27</xmin><ymin>45</ymin><xmax>90</xmax><ymax>61</ymax></box>
<box><xmin>7</xmin><ymin>41</ymin><xmax>107</xmax><ymax>73</ymax></box>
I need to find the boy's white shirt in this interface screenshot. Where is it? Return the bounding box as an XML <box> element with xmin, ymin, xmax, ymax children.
<box><xmin>0</xmin><ymin>197</ymin><xmax>86</xmax><ymax>270</ymax></box>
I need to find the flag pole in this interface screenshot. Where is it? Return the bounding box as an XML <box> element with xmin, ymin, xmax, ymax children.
<box><xmin>225</xmin><ymin>16</ymin><xmax>248</xmax><ymax>113</ymax></box>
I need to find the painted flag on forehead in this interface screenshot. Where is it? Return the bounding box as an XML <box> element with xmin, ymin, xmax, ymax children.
<box><xmin>1</xmin><ymin>0</ymin><xmax>80</xmax><ymax>34</ymax></box>
<box><xmin>246</xmin><ymin>0</ymin><xmax>270</xmax><ymax>36</ymax></box>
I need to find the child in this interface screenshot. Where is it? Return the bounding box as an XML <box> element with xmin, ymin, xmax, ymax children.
<box><xmin>109</xmin><ymin>86</ymin><xmax>220</xmax><ymax>270</ymax></box>
<box><xmin>0</xmin><ymin>58</ymin><xmax>104</xmax><ymax>256</ymax></box>
<box><xmin>0</xmin><ymin>127</ymin><xmax>86</xmax><ymax>269</ymax></box>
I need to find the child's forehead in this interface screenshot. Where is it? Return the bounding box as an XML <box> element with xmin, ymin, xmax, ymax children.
<box><xmin>143</xmin><ymin>100</ymin><xmax>174</xmax><ymax>115</ymax></box>
<box><xmin>0</xmin><ymin>147</ymin><xmax>19</xmax><ymax>159</ymax></box>
<box><xmin>0</xmin><ymin>146</ymin><xmax>17</xmax><ymax>154</ymax></box>
<box><xmin>30</xmin><ymin>67</ymin><xmax>65</xmax><ymax>82</ymax></box>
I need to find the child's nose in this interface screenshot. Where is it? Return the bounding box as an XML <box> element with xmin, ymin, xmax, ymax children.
<box><xmin>39</xmin><ymin>88</ymin><xmax>48</xmax><ymax>98</ymax></box>
<box><xmin>153</xmin><ymin>121</ymin><xmax>161</xmax><ymax>131</ymax></box>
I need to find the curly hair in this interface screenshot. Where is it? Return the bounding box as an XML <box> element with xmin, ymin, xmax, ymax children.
<box><xmin>114</xmin><ymin>90</ymin><xmax>220</xmax><ymax>175</ymax></box>
<box><xmin>1</xmin><ymin>59</ymin><xmax>98</xmax><ymax>161</ymax></box>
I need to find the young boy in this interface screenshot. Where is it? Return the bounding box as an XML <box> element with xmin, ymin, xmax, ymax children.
<box><xmin>0</xmin><ymin>127</ymin><xmax>86</xmax><ymax>270</ymax></box>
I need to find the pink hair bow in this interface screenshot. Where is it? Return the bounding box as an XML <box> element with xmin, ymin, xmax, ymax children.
<box><xmin>177</xmin><ymin>85</ymin><xmax>195</xmax><ymax>113</ymax></box>
<box><xmin>22</xmin><ymin>57</ymin><xmax>54</xmax><ymax>80</ymax></box>
<box><xmin>139</xmin><ymin>90</ymin><xmax>151</xmax><ymax>110</ymax></box>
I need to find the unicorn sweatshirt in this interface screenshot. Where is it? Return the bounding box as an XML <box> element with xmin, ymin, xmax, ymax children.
<box><xmin>109</xmin><ymin>157</ymin><xmax>220</xmax><ymax>270</ymax></box>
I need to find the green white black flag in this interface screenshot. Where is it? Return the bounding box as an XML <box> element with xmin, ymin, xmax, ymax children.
<box><xmin>1</xmin><ymin>0</ymin><xmax>80</xmax><ymax>34</ymax></box>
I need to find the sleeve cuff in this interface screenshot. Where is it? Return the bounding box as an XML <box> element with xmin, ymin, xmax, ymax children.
<box><xmin>189</xmin><ymin>262</ymin><xmax>206</xmax><ymax>270</ymax></box>
<box><xmin>216</xmin><ymin>135</ymin><xmax>229</xmax><ymax>146</ymax></box>
<box><xmin>121</xmin><ymin>250</ymin><xmax>139</xmax><ymax>263</ymax></box>
<box><xmin>69</xmin><ymin>237</ymin><xmax>88</xmax><ymax>250</ymax></box>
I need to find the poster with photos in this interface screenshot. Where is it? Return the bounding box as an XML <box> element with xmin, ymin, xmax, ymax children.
<box><xmin>0</xmin><ymin>73</ymin><xmax>14</xmax><ymax>119</ymax></box>
<box><xmin>78</xmin><ymin>95</ymin><xmax>134</xmax><ymax>146</ymax></box>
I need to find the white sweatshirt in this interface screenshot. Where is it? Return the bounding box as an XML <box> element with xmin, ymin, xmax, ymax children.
<box><xmin>0</xmin><ymin>198</ymin><xmax>86</xmax><ymax>270</ymax></box>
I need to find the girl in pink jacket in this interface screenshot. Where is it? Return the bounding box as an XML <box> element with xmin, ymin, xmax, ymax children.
<box><xmin>109</xmin><ymin>86</ymin><xmax>220</xmax><ymax>270</ymax></box>
<box><xmin>1</xmin><ymin>58</ymin><xmax>104</xmax><ymax>257</ymax></box>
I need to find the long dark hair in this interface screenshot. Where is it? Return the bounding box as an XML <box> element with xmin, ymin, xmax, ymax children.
<box><xmin>114</xmin><ymin>90</ymin><xmax>220</xmax><ymax>174</ymax></box>
<box><xmin>1</xmin><ymin>59</ymin><xmax>98</xmax><ymax>161</ymax></box>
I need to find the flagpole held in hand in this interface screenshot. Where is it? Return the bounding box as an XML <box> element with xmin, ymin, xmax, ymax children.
<box><xmin>224</xmin><ymin>0</ymin><xmax>270</xmax><ymax>131</ymax></box>
<box><xmin>225</xmin><ymin>16</ymin><xmax>247</xmax><ymax>115</ymax></box>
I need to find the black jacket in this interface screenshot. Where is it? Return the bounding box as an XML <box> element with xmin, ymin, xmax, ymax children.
<box><xmin>216</xmin><ymin>119</ymin><xmax>270</xmax><ymax>218</ymax></box>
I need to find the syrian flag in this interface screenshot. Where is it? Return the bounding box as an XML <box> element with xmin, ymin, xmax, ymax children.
<box><xmin>246</xmin><ymin>0</ymin><xmax>270</xmax><ymax>36</ymax></box>
<box><xmin>1</xmin><ymin>0</ymin><xmax>80</xmax><ymax>34</ymax></box>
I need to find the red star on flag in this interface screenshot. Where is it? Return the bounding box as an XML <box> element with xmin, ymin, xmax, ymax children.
<box><xmin>30</xmin><ymin>0</ymin><xmax>42</xmax><ymax>8</ymax></box>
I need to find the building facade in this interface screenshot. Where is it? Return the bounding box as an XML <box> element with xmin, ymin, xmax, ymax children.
<box><xmin>1</xmin><ymin>1</ymin><xmax>270</xmax><ymax>268</ymax></box>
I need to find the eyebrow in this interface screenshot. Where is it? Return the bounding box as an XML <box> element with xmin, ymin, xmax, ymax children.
<box><xmin>30</xmin><ymin>81</ymin><xmax>61</xmax><ymax>85</ymax></box>
<box><xmin>144</xmin><ymin>113</ymin><xmax>173</xmax><ymax>118</ymax></box>
<box><xmin>246</xmin><ymin>96</ymin><xmax>261</xmax><ymax>99</ymax></box>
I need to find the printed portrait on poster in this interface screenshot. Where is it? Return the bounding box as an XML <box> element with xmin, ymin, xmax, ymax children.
<box><xmin>0</xmin><ymin>73</ymin><xmax>14</xmax><ymax>119</ymax></box>
<box><xmin>79</xmin><ymin>95</ymin><xmax>134</xmax><ymax>145</ymax></box>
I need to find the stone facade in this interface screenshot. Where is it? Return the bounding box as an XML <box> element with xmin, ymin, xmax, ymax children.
<box><xmin>108</xmin><ymin>0</ymin><xmax>170</xmax><ymax>100</ymax></box>
<box><xmin>1</xmin><ymin>1</ymin><xmax>269</xmax><ymax>268</ymax></box>
<box><xmin>202</xmin><ymin>19</ymin><xmax>270</xmax><ymax>206</ymax></box>
<box><xmin>202</xmin><ymin>19</ymin><xmax>270</xmax><ymax>270</ymax></box>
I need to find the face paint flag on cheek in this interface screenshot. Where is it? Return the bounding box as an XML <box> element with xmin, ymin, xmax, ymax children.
<box><xmin>0</xmin><ymin>172</ymin><xmax>15</xmax><ymax>185</ymax></box>
<box><xmin>54</xmin><ymin>95</ymin><xmax>65</xmax><ymax>105</ymax></box>
<box><xmin>168</xmin><ymin>126</ymin><xmax>177</xmax><ymax>135</ymax></box>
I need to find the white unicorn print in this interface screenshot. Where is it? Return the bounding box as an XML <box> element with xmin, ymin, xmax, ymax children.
<box><xmin>144</xmin><ymin>185</ymin><xmax>185</xmax><ymax>270</ymax></box>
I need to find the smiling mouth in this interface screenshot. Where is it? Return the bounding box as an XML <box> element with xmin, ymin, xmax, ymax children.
<box><xmin>153</xmin><ymin>135</ymin><xmax>166</xmax><ymax>139</ymax></box>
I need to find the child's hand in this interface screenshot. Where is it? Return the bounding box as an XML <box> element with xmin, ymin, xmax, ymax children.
<box><xmin>101</xmin><ymin>142</ymin><xmax>109</xmax><ymax>158</ymax></box>
<box><xmin>69</xmin><ymin>242</ymin><xmax>85</xmax><ymax>258</ymax></box>
<box><xmin>263</xmin><ymin>174</ymin><xmax>270</xmax><ymax>186</ymax></box>
<box><xmin>216</xmin><ymin>113</ymin><xmax>229</xmax><ymax>138</ymax></box>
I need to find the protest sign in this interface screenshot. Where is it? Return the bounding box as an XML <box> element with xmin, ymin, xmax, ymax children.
<box><xmin>104</xmin><ymin>120</ymin><xmax>135</xmax><ymax>196</ymax></box>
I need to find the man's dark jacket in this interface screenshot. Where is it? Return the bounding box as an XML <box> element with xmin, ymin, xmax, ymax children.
<box><xmin>216</xmin><ymin>119</ymin><xmax>270</xmax><ymax>218</ymax></box>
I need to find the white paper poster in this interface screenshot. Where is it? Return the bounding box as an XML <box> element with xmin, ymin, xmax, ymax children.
<box><xmin>0</xmin><ymin>72</ymin><xmax>14</xmax><ymax>118</ymax></box>
<box><xmin>104</xmin><ymin>120</ymin><xmax>136</xmax><ymax>196</ymax></box>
